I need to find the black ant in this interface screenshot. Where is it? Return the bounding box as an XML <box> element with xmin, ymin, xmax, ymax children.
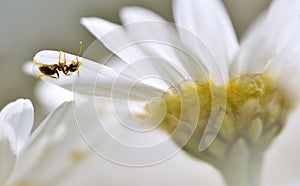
<box><xmin>34</xmin><ymin>41</ymin><xmax>83</xmax><ymax>79</ymax></box>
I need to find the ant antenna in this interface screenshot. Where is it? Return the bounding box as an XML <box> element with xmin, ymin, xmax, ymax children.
<box><xmin>76</xmin><ymin>41</ymin><xmax>83</xmax><ymax>63</ymax></box>
<box><xmin>77</xmin><ymin>41</ymin><xmax>83</xmax><ymax>57</ymax></box>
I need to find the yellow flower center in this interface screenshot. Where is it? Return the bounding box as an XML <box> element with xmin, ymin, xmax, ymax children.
<box><xmin>142</xmin><ymin>73</ymin><xmax>295</xmax><ymax>159</ymax></box>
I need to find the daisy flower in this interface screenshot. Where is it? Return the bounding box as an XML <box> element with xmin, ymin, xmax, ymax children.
<box><xmin>30</xmin><ymin>0</ymin><xmax>300</xmax><ymax>185</ymax></box>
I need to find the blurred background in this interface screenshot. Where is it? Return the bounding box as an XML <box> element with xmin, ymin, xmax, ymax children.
<box><xmin>3</xmin><ymin>0</ymin><xmax>300</xmax><ymax>186</ymax></box>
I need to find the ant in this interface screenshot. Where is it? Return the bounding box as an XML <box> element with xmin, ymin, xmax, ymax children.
<box><xmin>34</xmin><ymin>41</ymin><xmax>83</xmax><ymax>79</ymax></box>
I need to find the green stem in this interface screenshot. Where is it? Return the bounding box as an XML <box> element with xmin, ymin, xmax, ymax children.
<box><xmin>217</xmin><ymin>140</ymin><xmax>264</xmax><ymax>186</ymax></box>
<box><xmin>220</xmin><ymin>154</ymin><xmax>263</xmax><ymax>186</ymax></box>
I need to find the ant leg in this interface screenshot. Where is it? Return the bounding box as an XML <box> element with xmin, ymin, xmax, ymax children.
<box><xmin>50</xmin><ymin>75</ymin><xmax>58</xmax><ymax>79</ymax></box>
<box><xmin>58</xmin><ymin>50</ymin><xmax>66</xmax><ymax>65</ymax></box>
<box><xmin>56</xmin><ymin>70</ymin><xmax>59</xmax><ymax>78</ymax></box>
<box><xmin>62</xmin><ymin>52</ymin><xmax>69</xmax><ymax>75</ymax></box>
<box><xmin>59</xmin><ymin>50</ymin><xmax>63</xmax><ymax>62</ymax></box>
<box><xmin>58</xmin><ymin>50</ymin><xmax>65</xmax><ymax>71</ymax></box>
<box><xmin>65</xmin><ymin>70</ymin><xmax>79</xmax><ymax>76</ymax></box>
<box><xmin>36</xmin><ymin>74</ymin><xmax>43</xmax><ymax>79</ymax></box>
<box><xmin>36</xmin><ymin>74</ymin><xmax>58</xmax><ymax>79</ymax></box>
<box><xmin>63</xmin><ymin>67</ymin><xmax>69</xmax><ymax>75</ymax></box>
<box><xmin>53</xmin><ymin>65</ymin><xmax>60</xmax><ymax>78</ymax></box>
<box><xmin>63</xmin><ymin>52</ymin><xmax>67</xmax><ymax>65</ymax></box>
<box><xmin>33</xmin><ymin>60</ymin><xmax>40</xmax><ymax>65</ymax></box>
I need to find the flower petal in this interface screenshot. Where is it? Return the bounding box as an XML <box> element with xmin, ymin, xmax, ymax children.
<box><xmin>80</xmin><ymin>17</ymin><xmax>147</xmax><ymax>64</ymax></box>
<box><xmin>9</xmin><ymin>99</ymin><xmax>117</xmax><ymax>185</ymax></box>
<box><xmin>0</xmin><ymin>123</ymin><xmax>17</xmax><ymax>185</ymax></box>
<box><xmin>173</xmin><ymin>0</ymin><xmax>239</xmax><ymax>83</ymax></box>
<box><xmin>33</xmin><ymin>50</ymin><xmax>165</xmax><ymax>101</ymax></box>
<box><xmin>119</xmin><ymin>6</ymin><xmax>209</xmax><ymax>82</ymax></box>
<box><xmin>231</xmin><ymin>0</ymin><xmax>300</xmax><ymax>77</ymax></box>
<box><xmin>119</xmin><ymin>6</ymin><xmax>165</xmax><ymax>23</ymax></box>
<box><xmin>34</xmin><ymin>80</ymin><xmax>73</xmax><ymax>113</ymax></box>
<box><xmin>0</xmin><ymin>99</ymin><xmax>34</xmax><ymax>154</ymax></box>
<box><xmin>81</xmin><ymin>16</ymin><xmax>208</xmax><ymax>83</ymax></box>
<box><xmin>8</xmin><ymin>102</ymin><xmax>87</xmax><ymax>183</ymax></box>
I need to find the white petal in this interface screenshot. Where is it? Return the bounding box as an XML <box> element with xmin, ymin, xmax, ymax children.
<box><xmin>231</xmin><ymin>0</ymin><xmax>300</xmax><ymax>77</ymax></box>
<box><xmin>81</xmin><ymin>17</ymin><xmax>147</xmax><ymax>64</ymax></box>
<box><xmin>119</xmin><ymin>6</ymin><xmax>209</xmax><ymax>82</ymax></box>
<box><xmin>33</xmin><ymin>50</ymin><xmax>164</xmax><ymax>101</ymax></box>
<box><xmin>56</xmin><ymin>151</ymin><xmax>223</xmax><ymax>186</ymax></box>
<box><xmin>263</xmin><ymin>108</ymin><xmax>300</xmax><ymax>185</ymax></box>
<box><xmin>71</xmin><ymin>99</ymin><xmax>171</xmax><ymax>166</ymax></box>
<box><xmin>120</xmin><ymin>6</ymin><xmax>165</xmax><ymax>23</ymax></box>
<box><xmin>34</xmin><ymin>80</ymin><xmax>73</xmax><ymax>113</ymax></box>
<box><xmin>82</xmin><ymin>16</ymin><xmax>208</xmax><ymax>85</ymax></box>
<box><xmin>0</xmin><ymin>123</ymin><xmax>17</xmax><ymax>185</ymax></box>
<box><xmin>22</xmin><ymin>61</ymin><xmax>34</xmax><ymax>76</ymax></box>
<box><xmin>173</xmin><ymin>0</ymin><xmax>239</xmax><ymax>83</ymax></box>
<box><xmin>0</xmin><ymin>99</ymin><xmax>34</xmax><ymax>154</ymax></box>
<box><xmin>9</xmin><ymin>99</ymin><xmax>114</xmax><ymax>185</ymax></box>
<box><xmin>8</xmin><ymin>102</ymin><xmax>86</xmax><ymax>183</ymax></box>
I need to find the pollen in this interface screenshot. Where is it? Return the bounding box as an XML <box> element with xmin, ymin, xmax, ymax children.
<box><xmin>70</xmin><ymin>150</ymin><xmax>86</xmax><ymax>163</ymax></box>
<box><xmin>149</xmin><ymin>73</ymin><xmax>295</xmax><ymax>155</ymax></box>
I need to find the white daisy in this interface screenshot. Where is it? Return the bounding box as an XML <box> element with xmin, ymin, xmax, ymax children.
<box><xmin>30</xmin><ymin>0</ymin><xmax>300</xmax><ymax>185</ymax></box>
